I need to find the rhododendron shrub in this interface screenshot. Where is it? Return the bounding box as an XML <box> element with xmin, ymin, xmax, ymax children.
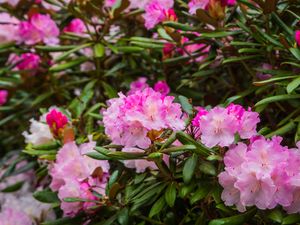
<box><xmin>2</xmin><ymin>0</ymin><xmax>300</xmax><ymax>224</ymax></box>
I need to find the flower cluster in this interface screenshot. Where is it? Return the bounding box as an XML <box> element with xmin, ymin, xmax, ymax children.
<box><xmin>19</xmin><ymin>13</ymin><xmax>59</xmax><ymax>45</ymax></box>
<box><xmin>103</xmin><ymin>87</ymin><xmax>185</xmax><ymax>149</ymax></box>
<box><xmin>49</xmin><ymin>140</ymin><xmax>110</xmax><ymax>216</ymax></box>
<box><xmin>218</xmin><ymin>136</ymin><xmax>300</xmax><ymax>213</ymax></box>
<box><xmin>192</xmin><ymin>103</ymin><xmax>260</xmax><ymax>148</ymax></box>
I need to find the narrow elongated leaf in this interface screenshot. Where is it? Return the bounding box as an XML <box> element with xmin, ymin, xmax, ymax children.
<box><xmin>183</xmin><ymin>154</ymin><xmax>198</xmax><ymax>184</ymax></box>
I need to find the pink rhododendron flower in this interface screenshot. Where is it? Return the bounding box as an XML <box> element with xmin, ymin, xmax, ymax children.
<box><xmin>103</xmin><ymin>88</ymin><xmax>185</xmax><ymax>149</ymax></box>
<box><xmin>128</xmin><ymin>77</ymin><xmax>149</xmax><ymax>95</ymax></box>
<box><xmin>188</xmin><ymin>0</ymin><xmax>210</xmax><ymax>14</ymax></box>
<box><xmin>192</xmin><ymin>107</ymin><xmax>208</xmax><ymax>127</ymax></box>
<box><xmin>49</xmin><ymin>141</ymin><xmax>110</xmax><ymax>216</ymax></box>
<box><xmin>46</xmin><ymin>109</ymin><xmax>69</xmax><ymax>137</ymax></box>
<box><xmin>10</xmin><ymin>53</ymin><xmax>41</xmax><ymax>74</ymax></box>
<box><xmin>19</xmin><ymin>13</ymin><xmax>59</xmax><ymax>45</ymax></box>
<box><xmin>154</xmin><ymin>80</ymin><xmax>170</xmax><ymax>96</ymax></box>
<box><xmin>63</xmin><ymin>18</ymin><xmax>86</xmax><ymax>34</ymax></box>
<box><xmin>0</xmin><ymin>13</ymin><xmax>20</xmax><ymax>43</ymax></box>
<box><xmin>199</xmin><ymin>106</ymin><xmax>239</xmax><ymax>147</ymax></box>
<box><xmin>0</xmin><ymin>0</ymin><xmax>20</xmax><ymax>6</ymax></box>
<box><xmin>218</xmin><ymin>136</ymin><xmax>300</xmax><ymax>212</ymax></box>
<box><xmin>193</xmin><ymin>104</ymin><xmax>260</xmax><ymax>147</ymax></box>
<box><xmin>143</xmin><ymin>0</ymin><xmax>175</xmax><ymax>29</ymax></box>
<box><xmin>129</xmin><ymin>0</ymin><xmax>151</xmax><ymax>9</ymax></box>
<box><xmin>295</xmin><ymin>30</ymin><xmax>300</xmax><ymax>46</ymax></box>
<box><xmin>0</xmin><ymin>208</ymin><xmax>33</xmax><ymax>225</ymax></box>
<box><xmin>0</xmin><ymin>90</ymin><xmax>8</xmax><ymax>106</ymax></box>
<box><xmin>182</xmin><ymin>36</ymin><xmax>210</xmax><ymax>62</ymax></box>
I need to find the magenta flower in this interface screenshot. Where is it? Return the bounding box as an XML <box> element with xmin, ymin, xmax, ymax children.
<box><xmin>19</xmin><ymin>13</ymin><xmax>59</xmax><ymax>45</ymax></box>
<box><xmin>46</xmin><ymin>109</ymin><xmax>68</xmax><ymax>137</ymax></box>
<box><xmin>11</xmin><ymin>53</ymin><xmax>41</xmax><ymax>74</ymax></box>
<box><xmin>0</xmin><ymin>90</ymin><xmax>8</xmax><ymax>106</ymax></box>
<box><xmin>154</xmin><ymin>80</ymin><xmax>170</xmax><ymax>96</ymax></box>
<box><xmin>63</xmin><ymin>18</ymin><xmax>86</xmax><ymax>34</ymax></box>
<box><xmin>295</xmin><ymin>30</ymin><xmax>300</xmax><ymax>46</ymax></box>
<box><xmin>192</xmin><ymin>107</ymin><xmax>208</xmax><ymax>127</ymax></box>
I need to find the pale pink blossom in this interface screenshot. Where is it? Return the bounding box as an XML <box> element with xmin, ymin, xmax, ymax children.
<box><xmin>0</xmin><ymin>13</ymin><xmax>20</xmax><ymax>43</ymax></box>
<box><xmin>103</xmin><ymin>88</ymin><xmax>185</xmax><ymax>149</ymax></box>
<box><xmin>0</xmin><ymin>90</ymin><xmax>8</xmax><ymax>106</ymax></box>
<box><xmin>49</xmin><ymin>141</ymin><xmax>109</xmax><ymax>216</ymax></box>
<box><xmin>19</xmin><ymin>14</ymin><xmax>59</xmax><ymax>45</ymax></box>
<box><xmin>0</xmin><ymin>0</ymin><xmax>20</xmax><ymax>6</ymax></box>
<box><xmin>63</xmin><ymin>18</ymin><xmax>86</xmax><ymax>34</ymax></box>
<box><xmin>218</xmin><ymin>136</ymin><xmax>300</xmax><ymax>212</ymax></box>
<box><xmin>0</xmin><ymin>208</ymin><xmax>33</xmax><ymax>225</ymax></box>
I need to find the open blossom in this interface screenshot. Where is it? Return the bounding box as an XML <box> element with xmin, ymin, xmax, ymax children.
<box><xmin>193</xmin><ymin>104</ymin><xmax>260</xmax><ymax>148</ymax></box>
<box><xmin>46</xmin><ymin>109</ymin><xmax>69</xmax><ymax>137</ymax></box>
<box><xmin>103</xmin><ymin>88</ymin><xmax>185</xmax><ymax>149</ymax></box>
<box><xmin>63</xmin><ymin>18</ymin><xmax>86</xmax><ymax>34</ymax></box>
<box><xmin>49</xmin><ymin>141</ymin><xmax>110</xmax><ymax>216</ymax></box>
<box><xmin>188</xmin><ymin>0</ymin><xmax>210</xmax><ymax>14</ymax></box>
<box><xmin>0</xmin><ymin>90</ymin><xmax>8</xmax><ymax>106</ymax></box>
<box><xmin>0</xmin><ymin>13</ymin><xmax>20</xmax><ymax>43</ymax></box>
<box><xmin>295</xmin><ymin>30</ymin><xmax>300</xmax><ymax>46</ymax></box>
<box><xmin>19</xmin><ymin>13</ymin><xmax>59</xmax><ymax>45</ymax></box>
<box><xmin>143</xmin><ymin>0</ymin><xmax>175</xmax><ymax>29</ymax></box>
<box><xmin>218</xmin><ymin>136</ymin><xmax>300</xmax><ymax>213</ymax></box>
<box><xmin>154</xmin><ymin>81</ymin><xmax>170</xmax><ymax>96</ymax></box>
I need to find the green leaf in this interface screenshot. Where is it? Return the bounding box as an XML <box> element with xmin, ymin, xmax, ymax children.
<box><xmin>116</xmin><ymin>46</ymin><xmax>144</xmax><ymax>53</ymax></box>
<box><xmin>33</xmin><ymin>190</ymin><xmax>60</xmax><ymax>203</ymax></box>
<box><xmin>199</xmin><ymin>161</ymin><xmax>216</xmax><ymax>176</ymax></box>
<box><xmin>290</xmin><ymin>48</ymin><xmax>300</xmax><ymax>60</ymax></box>
<box><xmin>149</xmin><ymin>196</ymin><xmax>166</xmax><ymax>218</ymax></box>
<box><xmin>162</xmin><ymin>21</ymin><xmax>198</xmax><ymax>31</ymax></box>
<box><xmin>265</xmin><ymin>120</ymin><xmax>296</xmax><ymax>138</ymax></box>
<box><xmin>1</xmin><ymin>181</ymin><xmax>24</xmax><ymax>192</ymax></box>
<box><xmin>287</xmin><ymin>77</ymin><xmax>300</xmax><ymax>94</ymax></box>
<box><xmin>190</xmin><ymin>183</ymin><xmax>210</xmax><ymax>204</ymax></box>
<box><xmin>49</xmin><ymin>57</ymin><xmax>88</xmax><ymax>72</ymax></box>
<box><xmin>183</xmin><ymin>154</ymin><xmax>198</xmax><ymax>184</ymax></box>
<box><xmin>165</xmin><ymin>182</ymin><xmax>176</xmax><ymax>207</ymax></box>
<box><xmin>117</xmin><ymin>208</ymin><xmax>129</xmax><ymax>225</ymax></box>
<box><xmin>267</xmin><ymin>209</ymin><xmax>283</xmax><ymax>223</ymax></box>
<box><xmin>94</xmin><ymin>43</ymin><xmax>105</xmax><ymax>58</ymax></box>
<box><xmin>178</xmin><ymin>95</ymin><xmax>193</xmax><ymax>115</ymax></box>
<box><xmin>208</xmin><ymin>209</ymin><xmax>256</xmax><ymax>225</ymax></box>
<box><xmin>102</xmin><ymin>81</ymin><xmax>118</xmax><ymax>98</ymax></box>
<box><xmin>282</xmin><ymin>214</ymin><xmax>300</xmax><ymax>225</ymax></box>
<box><xmin>255</xmin><ymin>94</ymin><xmax>300</xmax><ymax>107</ymax></box>
<box><xmin>68</xmin><ymin>80</ymin><xmax>96</xmax><ymax>118</ymax></box>
<box><xmin>54</xmin><ymin>43</ymin><xmax>92</xmax><ymax>63</ymax></box>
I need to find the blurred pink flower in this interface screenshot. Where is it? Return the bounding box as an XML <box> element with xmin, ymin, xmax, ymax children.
<box><xmin>154</xmin><ymin>80</ymin><xmax>170</xmax><ymax>96</ymax></box>
<box><xmin>0</xmin><ymin>0</ymin><xmax>20</xmax><ymax>6</ymax></box>
<box><xmin>63</xmin><ymin>18</ymin><xmax>86</xmax><ymax>34</ymax></box>
<box><xmin>128</xmin><ymin>77</ymin><xmax>149</xmax><ymax>95</ymax></box>
<box><xmin>0</xmin><ymin>13</ymin><xmax>20</xmax><ymax>43</ymax></box>
<box><xmin>0</xmin><ymin>208</ymin><xmax>33</xmax><ymax>225</ymax></box>
<box><xmin>0</xmin><ymin>90</ymin><xmax>8</xmax><ymax>106</ymax></box>
<box><xmin>10</xmin><ymin>53</ymin><xmax>41</xmax><ymax>74</ymax></box>
<box><xmin>143</xmin><ymin>0</ymin><xmax>175</xmax><ymax>29</ymax></box>
<box><xmin>188</xmin><ymin>0</ymin><xmax>210</xmax><ymax>14</ymax></box>
<box><xmin>19</xmin><ymin>13</ymin><xmax>59</xmax><ymax>45</ymax></box>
